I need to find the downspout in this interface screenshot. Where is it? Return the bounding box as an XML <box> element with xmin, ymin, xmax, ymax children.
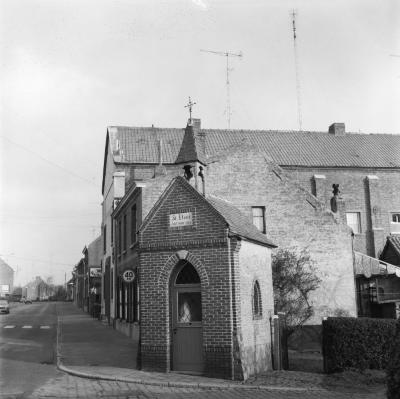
<box><xmin>226</xmin><ymin>229</ymin><xmax>235</xmax><ymax>380</ymax></box>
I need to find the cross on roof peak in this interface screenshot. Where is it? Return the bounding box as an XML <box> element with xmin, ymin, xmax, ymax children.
<box><xmin>184</xmin><ymin>97</ymin><xmax>196</xmax><ymax>121</ymax></box>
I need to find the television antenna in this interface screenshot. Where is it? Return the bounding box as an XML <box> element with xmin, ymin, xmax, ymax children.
<box><xmin>290</xmin><ymin>10</ymin><xmax>303</xmax><ymax>131</ymax></box>
<box><xmin>200</xmin><ymin>49</ymin><xmax>243</xmax><ymax>129</ymax></box>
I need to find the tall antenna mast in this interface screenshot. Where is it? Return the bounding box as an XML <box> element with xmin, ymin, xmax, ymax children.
<box><xmin>200</xmin><ymin>49</ymin><xmax>243</xmax><ymax>129</ymax></box>
<box><xmin>291</xmin><ymin>10</ymin><xmax>303</xmax><ymax>131</ymax></box>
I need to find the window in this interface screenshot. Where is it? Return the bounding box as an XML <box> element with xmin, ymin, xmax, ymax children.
<box><xmin>131</xmin><ymin>204</ymin><xmax>137</xmax><ymax>244</ymax></box>
<box><xmin>118</xmin><ymin>220</ymin><xmax>122</xmax><ymax>255</ymax></box>
<box><xmin>252</xmin><ymin>280</ymin><xmax>262</xmax><ymax>318</ymax></box>
<box><xmin>346</xmin><ymin>212</ymin><xmax>361</xmax><ymax>234</ymax></box>
<box><xmin>103</xmin><ymin>225</ymin><xmax>107</xmax><ymax>254</ymax></box>
<box><xmin>391</xmin><ymin>213</ymin><xmax>400</xmax><ymax>234</ymax></box>
<box><xmin>252</xmin><ymin>207</ymin><xmax>265</xmax><ymax>233</ymax></box>
<box><xmin>123</xmin><ymin>214</ymin><xmax>127</xmax><ymax>251</ymax></box>
<box><xmin>111</xmin><ymin>218</ymin><xmax>113</xmax><ymax>245</ymax></box>
<box><xmin>175</xmin><ymin>264</ymin><xmax>200</xmax><ymax>284</ymax></box>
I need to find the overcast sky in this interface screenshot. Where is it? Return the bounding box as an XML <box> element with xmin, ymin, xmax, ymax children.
<box><xmin>1</xmin><ymin>0</ymin><xmax>399</xmax><ymax>286</ymax></box>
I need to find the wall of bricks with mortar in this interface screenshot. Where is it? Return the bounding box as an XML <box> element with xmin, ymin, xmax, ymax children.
<box><xmin>205</xmin><ymin>147</ymin><xmax>357</xmax><ymax>323</ymax></box>
<box><xmin>283</xmin><ymin>167</ymin><xmax>400</xmax><ymax>257</ymax></box>
<box><xmin>139</xmin><ymin>180</ymin><xmax>235</xmax><ymax>378</ymax></box>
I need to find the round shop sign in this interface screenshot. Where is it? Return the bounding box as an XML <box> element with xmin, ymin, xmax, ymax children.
<box><xmin>122</xmin><ymin>269</ymin><xmax>135</xmax><ymax>283</ymax></box>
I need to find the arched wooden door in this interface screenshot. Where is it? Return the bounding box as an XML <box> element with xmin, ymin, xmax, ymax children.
<box><xmin>171</xmin><ymin>261</ymin><xmax>204</xmax><ymax>373</ymax></box>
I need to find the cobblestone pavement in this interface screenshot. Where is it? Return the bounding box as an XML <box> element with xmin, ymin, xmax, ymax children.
<box><xmin>24</xmin><ymin>373</ymin><xmax>385</xmax><ymax>399</ymax></box>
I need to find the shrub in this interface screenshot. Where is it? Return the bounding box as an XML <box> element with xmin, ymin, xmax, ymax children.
<box><xmin>387</xmin><ymin>319</ymin><xmax>400</xmax><ymax>399</ymax></box>
<box><xmin>322</xmin><ymin>317</ymin><xmax>397</xmax><ymax>373</ymax></box>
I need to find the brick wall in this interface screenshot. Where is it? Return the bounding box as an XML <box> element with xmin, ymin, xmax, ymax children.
<box><xmin>236</xmin><ymin>240</ymin><xmax>274</xmax><ymax>379</ymax></box>
<box><xmin>283</xmin><ymin>167</ymin><xmax>400</xmax><ymax>257</ymax></box>
<box><xmin>206</xmin><ymin>146</ymin><xmax>357</xmax><ymax>322</ymax></box>
<box><xmin>139</xmin><ymin>180</ymin><xmax>235</xmax><ymax>377</ymax></box>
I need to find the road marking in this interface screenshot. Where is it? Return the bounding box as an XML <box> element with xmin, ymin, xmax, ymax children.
<box><xmin>22</xmin><ymin>325</ymin><xmax>32</xmax><ymax>329</ymax></box>
<box><xmin>40</xmin><ymin>326</ymin><xmax>51</xmax><ymax>329</ymax></box>
<box><xmin>4</xmin><ymin>325</ymin><xmax>15</xmax><ymax>329</ymax></box>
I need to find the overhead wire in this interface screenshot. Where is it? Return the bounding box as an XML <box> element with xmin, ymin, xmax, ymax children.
<box><xmin>0</xmin><ymin>135</ymin><xmax>99</xmax><ymax>187</ymax></box>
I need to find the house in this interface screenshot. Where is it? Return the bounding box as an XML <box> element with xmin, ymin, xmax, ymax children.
<box><xmin>87</xmin><ymin>236</ymin><xmax>102</xmax><ymax>317</ymax></box>
<box><xmin>0</xmin><ymin>258</ymin><xmax>14</xmax><ymax>298</ymax></box>
<box><xmin>73</xmin><ymin>247</ymin><xmax>88</xmax><ymax>310</ymax></box>
<box><xmin>101</xmin><ymin>118</ymin><xmax>400</xmax><ymax>322</ymax></box>
<box><xmin>23</xmin><ymin>276</ymin><xmax>50</xmax><ymax>301</ymax></box>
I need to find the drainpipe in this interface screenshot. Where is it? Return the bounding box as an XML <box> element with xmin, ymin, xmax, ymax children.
<box><xmin>226</xmin><ymin>229</ymin><xmax>235</xmax><ymax>380</ymax></box>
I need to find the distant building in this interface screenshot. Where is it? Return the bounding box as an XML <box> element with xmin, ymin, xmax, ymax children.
<box><xmin>87</xmin><ymin>236</ymin><xmax>102</xmax><ymax>317</ymax></box>
<box><xmin>0</xmin><ymin>258</ymin><xmax>14</xmax><ymax>298</ymax></box>
<box><xmin>23</xmin><ymin>276</ymin><xmax>50</xmax><ymax>301</ymax></box>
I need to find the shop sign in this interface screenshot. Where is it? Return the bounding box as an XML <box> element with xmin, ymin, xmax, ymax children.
<box><xmin>0</xmin><ymin>284</ymin><xmax>9</xmax><ymax>293</ymax></box>
<box><xmin>122</xmin><ymin>269</ymin><xmax>135</xmax><ymax>283</ymax></box>
<box><xmin>169</xmin><ymin>212</ymin><xmax>193</xmax><ymax>227</ymax></box>
<box><xmin>89</xmin><ymin>267</ymin><xmax>102</xmax><ymax>278</ymax></box>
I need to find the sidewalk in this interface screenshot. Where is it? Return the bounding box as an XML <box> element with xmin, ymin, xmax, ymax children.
<box><xmin>55</xmin><ymin>302</ymin><xmax>386</xmax><ymax>396</ymax></box>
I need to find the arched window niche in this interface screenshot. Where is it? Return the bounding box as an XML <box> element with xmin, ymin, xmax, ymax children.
<box><xmin>173</xmin><ymin>262</ymin><xmax>202</xmax><ymax>324</ymax></box>
<box><xmin>175</xmin><ymin>262</ymin><xmax>200</xmax><ymax>285</ymax></box>
<box><xmin>252</xmin><ymin>280</ymin><xmax>262</xmax><ymax>319</ymax></box>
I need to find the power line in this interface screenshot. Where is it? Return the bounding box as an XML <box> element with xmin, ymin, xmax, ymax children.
<box><xmin>0</xmin><ymin>254</ymin><xmax>74</xmax><ymax>267</ymax></box>
<box><xmin>0</xmin><ymin>135</ymin><xmax>99</xmax><ymax>187</ymax></box>
<box><xmin>0</xmin><ymin>219</ymin><xmax>100</xmax><ymax>228</ymax></box>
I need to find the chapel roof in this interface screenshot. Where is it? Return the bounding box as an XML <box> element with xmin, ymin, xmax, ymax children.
<box><xmin>139</xmin><ymin>176</ymin><xmax>276</xmax><ymax>248</ymax></box>
<box><xmin>206</xmin><ymin>195</ymin><xmax>277</xmax><ymax>248</ymax></box>
<box><xmin>106</xmin><ymin>125</ymin><xmax>400</xmax><ymax>168</ymax></box>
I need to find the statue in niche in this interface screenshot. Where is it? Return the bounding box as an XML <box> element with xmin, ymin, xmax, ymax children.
<box><xmin>330</xmin><ymin>184</ymin><xmax>341</xmax><ymax>213</ymax></box>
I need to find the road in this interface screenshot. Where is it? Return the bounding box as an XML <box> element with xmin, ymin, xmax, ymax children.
<box><xmin>0</xmin><ymin>301</ymin><xmax>61</xmax><ymax>398</ymax></box>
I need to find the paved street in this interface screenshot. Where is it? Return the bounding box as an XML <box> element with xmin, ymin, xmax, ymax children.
<box><xmin>0</xmin><ymin>302</ymin><xmax>387</xmax><ymax>399</ymax></box>
<box><xmin>0</xmin><ymin>301</ymin><xmax>61</xmax><ymax>398</ymax></box>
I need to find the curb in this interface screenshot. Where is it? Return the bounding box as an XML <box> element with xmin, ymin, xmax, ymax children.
<box><xmin>55</xmin><ymin>315</ymin><xmax>323</xmax><ymax>392</ymax></box>
<box><xmin>56</xmin><ymin>363</ymin><xmax>322</xmax><ymax>392</ymax></box>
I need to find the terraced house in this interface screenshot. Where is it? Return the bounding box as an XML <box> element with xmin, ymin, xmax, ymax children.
<box><xmin>100</xmin><ymin>117</ymin><xmax>400</xmax><ymax>375</ymax></box>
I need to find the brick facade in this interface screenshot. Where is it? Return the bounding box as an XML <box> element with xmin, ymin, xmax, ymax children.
<box><xmin>138</xmin><ymin>178</ymin><xmax>275</xmax><ymax>380</ymax></box>
<box><xmin>283</xmin><ymin>167</ymin><xmax>400</xmax><ymax>257</ymax></box>
<box><xmin>205</xmin><ymin>146</ymin><xmax>357</xmax><ymax>321</ymax></box>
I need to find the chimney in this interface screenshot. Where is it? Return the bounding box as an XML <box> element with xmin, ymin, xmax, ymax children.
<box><xmin>113</xmin><ymin>171</ymin><xmax>125</xmax><ymax>198</ymax></box>
<box><xmin>188</xmin><ymin>118</ymin><xmax>201</xmax><ymax>130</ymax></box>
<box><xmin>329</xmin><ymin>123</ymin><xmax>345</xmax><ymax>136</ymax></box>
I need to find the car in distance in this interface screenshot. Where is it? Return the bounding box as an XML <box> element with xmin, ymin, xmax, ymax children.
<box><xmin>0</xmin><ymin>299</ymin><xmax>10</xmax><ymax>314</ymax></box>
<box><xmin>20</xmin><ymin>297</ymin><xmax>32</xmax><ymax>304</ymax></box>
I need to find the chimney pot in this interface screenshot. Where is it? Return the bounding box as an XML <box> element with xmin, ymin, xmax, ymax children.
<box><xmin>188</xmin><ymin>118</ymin><xmax>201</xmax><ymax>130</ymax></box>
<box><xmin>329</xmin><ymin>123</ymin><xmax>345</xmax><ymax>136</ymax></box>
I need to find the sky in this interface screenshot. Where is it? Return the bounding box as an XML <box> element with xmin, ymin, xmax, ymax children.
<box><xmin>0</xmin><ymin>0</ymin><xmax>399</xmax><ymax>286</ymax></box>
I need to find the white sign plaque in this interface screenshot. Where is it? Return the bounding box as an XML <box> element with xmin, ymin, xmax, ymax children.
<box><xmin>122</xmin><ymin>269</ymin><xmax>135</xmax><ymax>283</ymax></box>
<box><xmin>89</xmin><ymin>268</ymin><xmax>102</xmax><ymax>278</ymax></box>
<box><xmin>169</xmin><ymin>212</ymin><xmax>193</xmax><ymax>227</ymax></box>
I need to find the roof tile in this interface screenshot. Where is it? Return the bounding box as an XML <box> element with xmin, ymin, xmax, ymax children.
<box><xmin>109</xmin><ymin>126</ymin><xmax>400</xmax><ymax>168</ymax></box>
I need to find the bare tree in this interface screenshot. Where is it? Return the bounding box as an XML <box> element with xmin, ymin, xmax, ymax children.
<box><xmin>272</xmin><ymin>248</ymin><xmax>321</xmax><ymax>332</ymax></box>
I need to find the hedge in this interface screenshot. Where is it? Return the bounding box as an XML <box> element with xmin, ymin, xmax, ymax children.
<box><xmin>387</xmin><ymin>319</ymin><xmax>400</xmax><ymax>399</ymax></box>
<box><xmin>322</xmin><ymin>317</ymin><xmax>397</xmax><ymax>373</ymax></box>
